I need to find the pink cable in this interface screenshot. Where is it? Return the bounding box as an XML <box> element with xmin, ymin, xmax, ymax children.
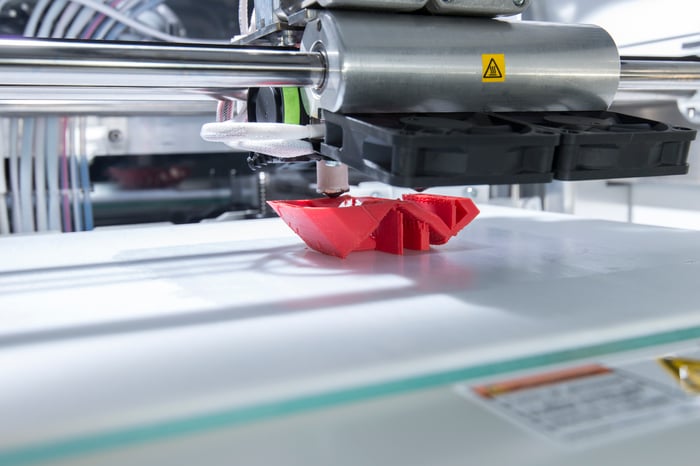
<box><xmin>60</xmin><ymin>117</ymin><xmax>72</xmax><ymax>232</ymax></box>
<box><xmin>81</xmin><ymin>0</ymin><xmax>125</xmax><ymax>39</ymax></box>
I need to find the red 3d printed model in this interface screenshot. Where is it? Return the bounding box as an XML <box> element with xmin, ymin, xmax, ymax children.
<box><xmin>268</xmin><ymin>194</ymin><xmax>479</xmax><ymax>258</ymax></box>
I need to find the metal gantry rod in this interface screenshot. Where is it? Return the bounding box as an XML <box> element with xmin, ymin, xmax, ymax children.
<box><xmin>0</xmin><ymin>39</ymin><xmax>699</xmax><ymax>97</ymax></box>
<box><xmin>0</xmin><ymin>38</ymin><xmax>325</xmax><ymax>91</ymax></box>
<box><xmin>619</xmin><ymin>59</ymin><xmax>700</xmax><ymax>91</ymax></box>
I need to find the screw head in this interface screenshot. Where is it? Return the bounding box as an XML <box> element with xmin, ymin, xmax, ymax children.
<box><xmin>513</xmin><ymin>0</ymin><xmax>527</xmax><ymax>6</ymax></box>
<box><xmin>107</xmin><ymin>129</ymin><xmax>122</xmax><ymax>143</ymax></box>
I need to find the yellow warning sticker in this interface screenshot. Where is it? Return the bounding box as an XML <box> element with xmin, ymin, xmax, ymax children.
<box><xmin>482</xmin><ymin>54</ymin><xmax>505</xmax><ymax>82</ymax></box>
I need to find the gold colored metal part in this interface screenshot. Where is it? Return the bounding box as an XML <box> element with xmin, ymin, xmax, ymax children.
<box><xmin>657</xmin><ymin>356</ymin><xmax>700</xmax><ymax>394</ymax></box>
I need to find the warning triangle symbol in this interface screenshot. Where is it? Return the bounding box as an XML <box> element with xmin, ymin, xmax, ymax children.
<box><xmin>483</xmin><ymin>58</ymin><xmax>503</xmax><ymax>79</ymax></box>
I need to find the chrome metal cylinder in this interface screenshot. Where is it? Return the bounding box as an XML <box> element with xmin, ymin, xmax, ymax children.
<box><xmin>619</xmin><ymin>59</ymin><xmax>700</xmax><ymax>91</ymax></box>
<box><xmin>301</xmin><ymin>12</ymin><xmax>621</xmax><ymax>115</ymax></box>
<box><xmin>0</xmin><ymin>39</ymin><xmax>325</xmax><ymax>92</ymax></box>
<box><xmin>6</xmin><ymin>28</ymin><xmax>700</xmax><ymax>114</ymax></box>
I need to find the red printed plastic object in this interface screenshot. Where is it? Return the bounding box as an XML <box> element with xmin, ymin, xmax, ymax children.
<box><xmin>268</xmin><ymin>194</ymin><xmax>479</xmax><ymax>258</ymax></box>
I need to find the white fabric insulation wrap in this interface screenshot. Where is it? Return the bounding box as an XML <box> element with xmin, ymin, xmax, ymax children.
<box><xmin>200</xmin><ymin>121</ymin><xmax>325</xmax><ymax>158</ymax></box>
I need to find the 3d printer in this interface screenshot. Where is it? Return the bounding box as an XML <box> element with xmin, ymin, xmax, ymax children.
<box><xmin>0</xmin><ymin>0</ymin><xmax>698</xmax><ymax>232</ymax></box>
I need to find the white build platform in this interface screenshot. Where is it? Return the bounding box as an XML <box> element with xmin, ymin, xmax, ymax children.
<box><xmin>1</xmin><ymin>205</ymin><xmax>699</xmax><ymax>465</ymax></box>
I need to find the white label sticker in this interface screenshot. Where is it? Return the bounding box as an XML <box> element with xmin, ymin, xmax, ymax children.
<box><xmin>458</xmin><ymin>364</ymin><xmax>700</xmax><ymax>446</ymax></box>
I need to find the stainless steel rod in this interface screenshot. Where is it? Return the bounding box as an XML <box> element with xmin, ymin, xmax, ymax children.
<box><xmin>619</xmin><ymin>59</ymin><xmax>700</xmax><ymax>91</ymax></box>
<box><xmin>2</xmin><ymin>39</ymin><xmax>700</xmax><ymax>102</ymax></box>
<box><xmin>0</xmin><ymin>38</ymin><xmax>325</xmax><ymax>91</ymax></box>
